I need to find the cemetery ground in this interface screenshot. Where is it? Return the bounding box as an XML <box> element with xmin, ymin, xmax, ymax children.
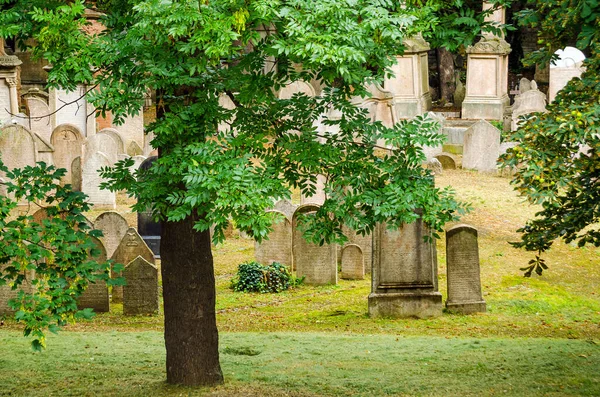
<box><xmin>1</xmin><ymin>169</ymin><xmax>599</xmax><ymax>396</ymax></box>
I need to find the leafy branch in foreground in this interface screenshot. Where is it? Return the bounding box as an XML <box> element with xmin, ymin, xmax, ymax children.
<box><xmin>0</xmin><ymin>159</ymin><xmax>123</xmax><ymax>350</ymax></box>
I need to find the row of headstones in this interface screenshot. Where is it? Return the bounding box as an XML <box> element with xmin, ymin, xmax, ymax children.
<box><xmin>255</xmin><ymin>201</ymin><xmax>485</xmax><ymax>315</ymax></box>
<box><xmin>0</xmin><ymin>210</ymin><xmax>159</xmax><ymax>316</ymax></box>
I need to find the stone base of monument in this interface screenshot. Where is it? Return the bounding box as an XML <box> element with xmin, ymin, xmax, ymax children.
<box><xmin>461</xmin><ymin>95</ymin><xmax>509</xmax><ymax>120</ymax></box>
<box><xmin>445</xmin><ymin>300</ymin><xmax>487</xmax><ymax>314</ymax></box>
<box><xmin>368</xmin><ymin>291</ymin><xmax>443</xmax><ymax>319</ymax></box>
<box><xmin>393</xmin><ymin>93</ymin><xmax>432</xmax><ymax>120</ymax></box>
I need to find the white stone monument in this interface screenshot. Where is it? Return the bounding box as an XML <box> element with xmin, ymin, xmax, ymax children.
<box><xmin>548</xmin><ymin>46</ymin><xmax>586</xmax><ymax>103</ymax></box>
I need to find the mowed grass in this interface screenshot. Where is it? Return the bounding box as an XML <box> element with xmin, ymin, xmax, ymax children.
<box><xmin>1</xmin><ymin>169</ymin><xmax>600</xmax><ymax>396</ymax></box>
<box><xmin>1</xmin><ymin>331</ymin><xmax>599</xmax><ymax>397</ymax></box>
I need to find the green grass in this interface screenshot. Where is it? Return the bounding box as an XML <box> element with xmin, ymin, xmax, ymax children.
<box><xmin>0</xmin><ymin>331</ymin><xmax>598</xmax><ymax>396</ymax></box>
<box><xmin>2</xmin><ymin>169</ymin><xmax>600</xmax><ymax>395</ymax></box>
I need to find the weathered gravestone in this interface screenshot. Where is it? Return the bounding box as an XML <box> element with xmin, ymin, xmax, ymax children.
<box><xmin>111</xmin><ymin>227</ymin><xmax>155</xmax><ymax>303</ymax></box>
<box><xmin>434</xmin><ymin>153</ymin><xmax>457</xmax><ymax>170</ymax></box>
<box><xmin>255</xmin><ymin>210</ymin><xmax>292</xmax><ymax>268</ymax></box>
<box><xmin>445</xmin><ymin>225</ymin><xmax>486</xmax><ymax>314</ymax></box>
<box><xmin>549</xmin><ymin>46</ymin><xmax>586</xmax><ymax>103</ymax></box>
<box><xmin>0</xmin><ymin>266</ymin><xmax>34</xmax><ymax>316</ymax></box>
<box><xmin>71</xmin><ymin>156</ymin><xmax>82</xmax><ymax>191</ymax></box>
<box><xmin>341</xmin><ymin>244</ymin><xmax>364</xmax><ymax>280</ymax></box>
<box><xmin>0</xmin><ymin>125</ymin><xmax>37</xmax><ymax>178</ymax></box>
<box><xmin>77</xmin><ymin>236</ymin><xmax>110</xmax><ymax>313</ymax></box>
<box><xmin>462</xmin><ymin>120</ymin><xmax>501</xmax><ymax>172</ymax></box>
<box><xmin>84</xmin><ymin>133</ymin><xmax>119</xmax><ymax>165</ymax></box>
<box><xmin>24</xmin><ymin>93</ymin><xmax>52</xmax><ymax>142</ymax></box>
<box><xmin>51</xmin><ymin>124</ymin><xmax>84</xmax><ymax>186</ymax></box>
<box><xmin>511</xmin><ymin>80</ymin><xmax>547</xmax><ymax>131</ymax></box>
<box><xmin>94</xmin><ymin>212</ymin><xmax>129</xmax><ymax>258</ymax></box>
<box><xmin>292</xmin><ymin>204</ymin><xmax>337</xmax><ymax>285</ymax></box>
<box><xmin>97</xmin><ymin>128</ymin><xmax>125</xmax><ymax>155</ymax></box>
<box><xmin>368</xmin><ymin>219</ymin><xmax>442</xmax><ymax>318</ymax></box>
<box><xmin>137</xmin><ymin>156</ymin><xmax>161</xmax><ymax>257</ymax></box>
<box><xmin>127</xmin><ymin>141</ymin><xmax>143</xmax><ymax>157</ymax></box>
<box><xmin>123</xmin><ymin>255</ymin><xmax>159</xmax><ymax>316</ymax></box>
<box><xmin>82</xmin><ymin>151</ymin><xmax>116</xmax><ymax>209</ymax></box>
<box><xmin>341</xmin><ymin>224</ymin><xmax>373</xmax><ymax>274</ymax></box>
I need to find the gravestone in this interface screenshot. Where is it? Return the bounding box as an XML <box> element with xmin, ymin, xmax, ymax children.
<box><xmin>94</xmin><ymin>212</ymin><xmax>129</xmax><ymax>258</ymax></box>
<box><xmin>137</xmin><ymin>156</ymin><xmax>161</xmax><ymax>257</ymax></box>
<box><xmin>445</xmin><ymin>225</ymin><xmax>486</xmax><ymax>314</ymax></box>
<box><xmin>278</xmin><ymin>80</ymin><xmax>316</xmax><ymax>99</ymax></box>
<box><xmin>549</xmin><ymin>46</ymin><xmax>586</xmax><ymax>103</ymax></box>
<box><xmin>77</xmin><ymin>236</ymin><xmax>110</xmax><ymax>313</ymax></box>
<box><xmin>462</xmin><ymin>120</ymin><xmax>501</xmax><ymax>172</ymax></box>
<box><xmin>0</xmin><ymin>265</ymin><xmax>34</xmax><ymax>315</ymax></box>
<box><xmin>127</xmin><ymin>141</ymin><xmax>143</xmax><ymax>156</ymax></box>
<box><xmin>434</xmin><ymin>153</ymin><xmax>457</xmax><ymax>170</ymax></box>
<box><xmin>341</xmin><ymin>224</ymin><xmax>373</xmax><ymax>274</ymax></box>
<box><xmin>254</xmin><ymin>210</ymin><xmax>292</xmax><ymax>268</ymax></box>
<box><xmin>81</xmin><ymin>151</ymin><xmax>116</xmax><ymax>209</ymax></box>
<box><xmin>511</xmin><ymin>81</ymin><xmax>547</xmax><ymax>131</ymax></box>
<box><xmin>292</xmin><ymin>204</ymin><xmax>337</xmax><ymax>285</ymax></box>
<box><xmin>111</xmin><ymin>227</ymin><xmax>155</xmax><ymax>303</ymax></box>
<box><xmin>50</xmin><ymin>85</ymin><xmax>94</xmax><ymax>137</ymax></box>
<box><xmin>123</xmin><ymin>255</ymin><xmax>159</xmax><ymax>316</ymax></box>
<box><xmin>341</xmin><ymin>244</ymin><xmax>364</xmax><ymax>280</ymax></box>
<box><xmin>51</xmin><ymin>124</ymin><xmax>84</xmax><ymax>185</ymax></box>
<box><xmin>0</xmin><ymin>125</ymin><xmax>37</xmax><ymax>178</ymax></box>
<box><xmin>369</xmin><ymin>219</ymin><xmax>442</xmax><ymax>318</ymax></box>
<box><xmin>119</xmin><ymin>111</ymin><xmax>145</xmax><ymax>152</ymax></box>
<box><xmin>71</xmin><ymin>156</ymin><xmax>82</xmax><ymax>191</ymax></box>
<box><xmin>84</xmin><ymin>133</ymin><xmax>119</xmax><ymax>165</ymax></box>
<box><xmin>97</xmin><ymin>128</ymin><xmax>125</xmax><ymax>154</ymax></box>
<box><xmin>25</xmin><ymin>94</ymin><xmax>52</xmax><ymax>141</ymax></box>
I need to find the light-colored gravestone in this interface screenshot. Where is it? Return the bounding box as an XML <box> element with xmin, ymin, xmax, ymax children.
<box><xmin>255</xmin><ymin>210</ymin><xmax>292</xmax><ymax>268</ymax></box>
<box><xmin>272</xmin><ymin>199</ymin><xmax>297</xmax><ymax>220</ymax></box>
<box><xmin>292</xmin><ymin>204</ymin><xmax>337</xmax><ymax>285</ymax></box>
<box><xmin>462</xmin><ymin>120</ymin><xmax>501</xmax><ymax>172</ymax></box>
<box><xmin>97</xmin><ymin>128</ymin><xmax>125</xmax><ymax>154</ymax></box>
<box><xmin>368</xmin><ymin>219</ymin><xmax>442</xmax><ymax>318</ymax></box>
<box><xmin>549</xmin><ymin>46</ymin><xmax>586</xmax><ymax>103</ymax></box>
<box><xmin>511</xmin><ymin>81</ymin><xmax>547</xmax><ymax>131</ymax></box>
<box><xmin>77</xmin><ymin>236</ymin><xmax>110</xmax><ymax>313</ymax></box>
<box><xmin>50</xmin><ymin>85</ymin><xmax>95</xmax><ymax>137</ymax></box>
<box><xmin>425</xmin><ymin>158</ymin><xmax>443</xmax><ymax>175</ymax></box>
<box><xmin>0</xmin><ymin>125</ymin><xmax>37</xmax><ymax>178</ymax></box>
<box><xmin>32</xmin><ymin>132</ymin><xmax>54</xmax><ymax>166</ymax></box>
<box><xmin>71</xmin><ymin>156</ymin><xmax>82</xmax><ymax>191</ymax></box>
<box><xmin>278</xmin><ymin>80</ymin><xmax>316</xmax><ymax>99</ymax></box>
<box><xmin>81</xmin><ymin>151</ymin><xmax>116</xmax><ymax>209</ymax></box>
<box><xmin>94</xmin><ymin>212</ymin><xmax>129</xmax><ymax>258</ymax></box>
<box><xmin>51</xmin><ymin>124</ymin><xmax>84</xmax><ymax>185</ymax></box>
<box><xmin>25</xmin><ymin>95</ymin><xmax>52</xmax><ymax>142</ymax></box>
<box><xmin>84</xmin><ymin>133</ymin><xmax>119</xmax><ymax>165</ymax></box>
<box><xmin>119</xmin><ymin>111</ymin><xmax>145</xmax><ymax>152</ymax></box>
<box><xmin>341</xmin><ymin>244</ymin><xmax>364</xmax><ymax>280</ymax></box>
<box><xmin>110</xmin><ymin>227</ymin><xmax>155</xmax><ymax>303</ymax></box>
<box><xmin>445</xmin><ymin>225</ymin><xmax>486</xmax><ymax>314</ymax></box>
<box><xmin>123</xmin><ymin>256</ymin><xmax>159</xmax><ymax>316</ymax></box>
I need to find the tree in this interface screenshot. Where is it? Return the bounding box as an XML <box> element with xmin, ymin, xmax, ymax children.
<box><xmin>500</xmin><ymin>0</ymin><xmax>600</xmax><ymax>276</ymax></box>
<box><xmin>0</xmin><ymin>160</ymin><xmax>121</xmax><ymax>350</ymax></box>
<box><xmin>0</xmin><ymin>0</ymin><xmax>478</xmax><ymax>386</ymax></box>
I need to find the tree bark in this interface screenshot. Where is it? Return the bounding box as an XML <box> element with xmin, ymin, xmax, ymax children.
<box><xmin>161</xmin><ymin>211</ymin><xmax>224</xmax><ymax>386</ymax></box>
<box><xmin>437</xmin><ymin>48</ymin><xmax>455</xmax><ymax>104</ymax></box>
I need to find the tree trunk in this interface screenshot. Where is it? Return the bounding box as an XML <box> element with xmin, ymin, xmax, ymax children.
<box><xmin>438</xmin><ymin>48</ymin><xmax>455</xmax><ymax>104</ymax></box>
<box><xmin>161</xmin><ymin>211</ymin><xmax>224</xmax><ymax>386</ymax></box>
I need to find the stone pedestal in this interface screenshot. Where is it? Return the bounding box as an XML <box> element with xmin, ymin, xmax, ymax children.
<box><xmin>368</xmin><ymin>220</ymin><xmax>442</xmax><ymax>319</ymax></box>
<box><xmin>0</xmin><ymin>52</ymin><xmax>22</xmax><ymax>123</ymax></box>
<box><xmin>384</xmin><ymin>35</ymin><xmax>431</xmax><ymax>119</ymax></box>
<box><xmin>462</xmin><ymin>38</ymin><xmax>511</xmax><ymax>120</ymax></box>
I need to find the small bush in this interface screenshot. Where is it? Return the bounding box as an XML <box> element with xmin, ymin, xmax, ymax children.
<box><xmin>230</xmin><ymin>261</ymin><xmax>303</xmax><ymax>293</ymax></box>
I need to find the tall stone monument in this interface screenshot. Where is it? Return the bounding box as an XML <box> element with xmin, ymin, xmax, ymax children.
<box><xmin>369</xmin><ymin>219</ymin><xmax>442</xmax><ymax>318</ymax></box>
<box><xmin>384</xmin><ymin>34</ymin><xmax>432</xmax><ymax>119</ymax></box>
<box><xmin>462</xmin><ymin>2</ymin><xmax>511</xmax><ymax>120</ymax></box>
<box><xmin>445</xmin><ymin>225</ymin><xmax>486</xmax><ymax>314</ymax></box>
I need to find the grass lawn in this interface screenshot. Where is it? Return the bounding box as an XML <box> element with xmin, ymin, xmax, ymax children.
<box><xmin>1</xmin><ymin>169</ymin><xmax>599</xmax><ymax>396</ymax></box>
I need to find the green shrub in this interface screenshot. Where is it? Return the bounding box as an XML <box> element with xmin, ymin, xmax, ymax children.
<box><xmin>230</xmin><ymin>261</ymin><xmax>303</xmax><ymax>293</ymax></box>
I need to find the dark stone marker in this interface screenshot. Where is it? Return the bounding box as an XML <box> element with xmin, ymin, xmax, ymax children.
<box><xmin>137</xmin><ymin>156</ymin><xmax>161</xmax><ymax>257</ymax></box>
